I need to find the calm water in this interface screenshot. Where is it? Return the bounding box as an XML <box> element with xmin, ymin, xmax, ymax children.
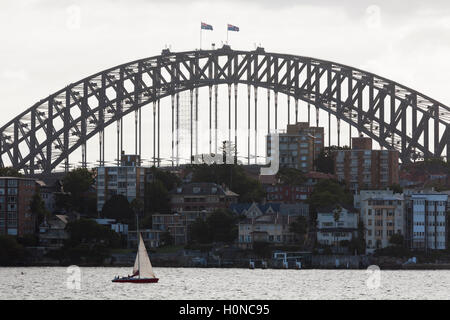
<box><xmin>1</xmin><ymin>267</ymin><xmax>449</xmax><ymax>300</ymax></box>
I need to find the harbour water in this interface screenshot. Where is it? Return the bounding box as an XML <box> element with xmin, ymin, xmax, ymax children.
<box><xmin>1</xmin><ymin>267</ymin><xmax>449</xmax><ymax>300</ymax></box>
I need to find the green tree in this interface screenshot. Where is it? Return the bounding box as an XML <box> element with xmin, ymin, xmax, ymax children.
<box><xmin>0</xmin><ymin>167</ymin><xmax>23</xmax><ymax>177</ymax></box>
<box><xmin>0</xmin><ymin>235</ymin><xmax>26</xmax><ymax>266</ymax></box>
<box><xmin>189</xmin><ymin>163</ymin><xmax>265</xmax><ymax>202</ymax></box>
<box><xmin>276</xmin><ymin>167</ymin><xmax>306</xmax><ymax>186</ymax></box>
<box><xmin>314</xmin><ymin>146</ymin><xmax>351</xmax><ymax>174</ymax></box>
<box><xmin>289</xmin><ymin>216</ymin><xmax>308</xmax><ymax>245</ymax></box>
<box><xmin>389</xmin><ymin>233</ymin><xmax>404</xmax><ymax>247</ymax></box>
<box><xmin>189</xmin><ymin>209</ymin><xmax>239</xmax><ymax>244</ymax></box>
<box><xmin>389</xmin><ymin>183</ymin><xmax>403</xmax><ymax>194</ymax></box>
<box><xmin>160</xmin><ymin>231</ymin><xmax>174</xmax><ymax>246</ymax></box>
<box><xmin>252</xmin><ymin>241</ymin><xmax>271</xmax><ymax>258</ymax></box>
<box><xmin>147</xmin><ymin>167</ymin><xmax>181</xmax><ymax>191</ymax></box>
<box><xmin>62</xmin><ymin>168</ymin><xmax>95</xmax><ymax>214</ymax></box>
<box><xmin>144</xmin><ymin>180</ymin><xmax>170</xmax><ymax>214</ymax></box>
<box><xmin>60</xmin><ymin>219</ymin><xmax>122</xmax><ymax>265</ymax></box>
<box><xmin>100</xmin><ymin>195</ymin><xmax>134</xmax><ymax>223</ymax></box>
<box><xmin>30</xmin><ymin>192</ymin><xmax>49</xmax><ymax>229</ymax></box>
<box><xmin>308</xmin><ymin>179</ymin><xmax>353</xmax><ymax>210</ymax></box>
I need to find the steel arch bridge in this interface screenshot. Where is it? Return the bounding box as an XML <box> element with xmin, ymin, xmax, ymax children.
<box><xmin>1</xmin><ymin>45</ymin><xmax>449</xmax><ymax>174</ymax></box>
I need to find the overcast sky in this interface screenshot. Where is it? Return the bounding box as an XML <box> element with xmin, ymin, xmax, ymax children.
<box><xmin>1</xmin><ymin>0</ymin><xmax>450</xmax><ymax>165</ymax></box>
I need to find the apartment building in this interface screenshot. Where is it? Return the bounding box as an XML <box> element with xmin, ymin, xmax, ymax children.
<box><xmin>360</xmin><ymin>193</ymin><xmax>405</xmax><ymax>253</ymax></box>
<box><xmin>333</xmin><ymin>137</ymin><xmax>399</xmax><ymax>192</ymax></box>
<box><xmin>0</xmin><ymin>177</ymin><xmax>37</xmax><ymax>237</ymax></box>
<box><xmin>266</xmin><ymin>122</ymin><xmax>324</xmax><ymax>172</ymax></box>
<box><xmin>408</xmin><ymin>193</ymin><xmax>448</xmax><ymax>251</ymax></box>
<box><xmin>96</xmin><ymin>154</ymin><xmax>146</xmax><ymax>212</ymax></box>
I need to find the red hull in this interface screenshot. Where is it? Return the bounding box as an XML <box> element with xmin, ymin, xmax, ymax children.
<box><xmin>112</xmin><ymin>278</ymin><xmax>159</xmax><ymax>283</ymax></box>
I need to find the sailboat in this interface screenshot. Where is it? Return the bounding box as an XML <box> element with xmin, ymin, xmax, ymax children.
<box><xmin>112</xmin><ymin>232</ymin><xmax>159</xmax><ymax>283</ymax></box>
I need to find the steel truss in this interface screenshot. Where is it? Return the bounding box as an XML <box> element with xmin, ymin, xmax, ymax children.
<box><xmin>1</xmin><ymin>45</ymin><xmax>449</xmax><ymax>174</ymax></box>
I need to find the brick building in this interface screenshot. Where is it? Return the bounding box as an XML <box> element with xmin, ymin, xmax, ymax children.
<box><xmin>0</xmin><ymin>177</ymin><xmax>37</xmax><ymax>237</ymax></box>
<box><xmin>333</xmin><ymin>137</ymin><xmax>399</xmax><ymax>192</ymax></box>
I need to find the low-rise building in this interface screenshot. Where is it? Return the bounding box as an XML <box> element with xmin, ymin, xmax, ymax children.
<box><xmin>359</xmin><ymin>192</ymin><xmax>405</xmax><ymax>252</ymax></box>
<box><xmin>127</xmin><ymin>229</ymin><xmax>162</xmax><ymax>248</ymax></box>
<box><xmin>94</xmin><ymin>218</ymin><xmax>129</xmax><ymax>235</ymax></box>
<box><xmin>39</xmin><ymin>215</ymin><xmax>70</xmax><ymax>248</ymax></box>
<box><xmin>316</xmin><ymin>205</ymin><xmax>358</xmax><ymax>246</ymax></box>
<box><xmin>152</xmin><ymin>213</ymin><xmax>188</xmax><ymax>245</ymax></box>
<box><xmin>169</xmin><ymin>182</ymin><xmax>238</xmax><ymax>213</ymax></box>
<box><xmin>238</xmin><ymin>213</ymin><xmax>298</xmax><ymax>249</ymax></box>
<box><xmin>230</xmin><ymin>202</ymin><xmax>309</xmax><ymax>219</ymax></box>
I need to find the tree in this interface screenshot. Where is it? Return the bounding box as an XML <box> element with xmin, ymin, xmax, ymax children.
<box><xmin>389</xmin><ymin>183</ymin><xmax>403</xmax><ymax>194</ymax></box>
<box><xmin>189</xmin><ymin>209</ymin><xmax>239</xmax><ymax>244</ymax></box>
<box><xmin>100</xmin><ymin>195</ymin><xmax>134</xmax><ymax>223</ymax></box>
<box><xmin>314</xmin><ymin>146</ymin><xmax>350</xmax><ymax>174</ymax></box>
<box><xmin>289</xmin><ymin>216</ymin><xmax>308</xmax><ymax>245</ymax></box>
<box><xmin>389</xmin><ymin>233</ymin><xmax>404</xmax><ymax>247</ymax></box>
<box><xmin>0</xmin><ymin>167</ymin><xmax>23</xmax><ymax>177</ymax></box>
<box><xmin>30</xmin><ymin>192</ymin><xmax>49</xmax><ymax>229</ymax></box>
<box><xmin>160</xmin><ymin>231</ymin><xmax>174</xmax><ymax>246</ymax></box>
<box><xmin>144</xmin><ymin>180</ymin><xmax>170</xmax><ymax>214</ymax></box>
<box><xmin>62</xmin><ymin>168</ymin><xmax>95</xmax><ymax>214</ymax></box>
<box><xmin>189</xmin><ymin>163</ymin><xmax>265</xmax><ymax>202</ymax></box>
<box><xmin>61</xmin><ymin>219</ymin><xmax>121</xmax><ymax>265</ymax></box>
<box><xmin>308</xmin><ymin>179</ymin><xmax>353</xmax><ymax>210</ymax></box>
<box><xmin>276</xmin><ymin>167</ymin><xmax>306</xmax><ymax>186</ymax></box>
<box><xmin>0</xmin><ymin>235</ymin><xmax>26</xmax><ymax>266</ymax></box>
<box><xmin>147</xmin><ymin>167</ymin><xmax>181</xmax><ymax>191</ymax></box>
<box><xmin>333</xmin><ymin>205</ymin><xmax>342</xmax><ymax>252</ymax></box>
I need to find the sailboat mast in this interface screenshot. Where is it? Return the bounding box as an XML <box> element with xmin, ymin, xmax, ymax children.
<box><xmin>137</xmin><ymin>213</ymin><xmax>140</xmax><ymax>279</ymax></box>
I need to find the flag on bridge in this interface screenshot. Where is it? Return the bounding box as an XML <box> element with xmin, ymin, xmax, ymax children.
<box><xmin>227</xmin><ymin>24</ymin><xmax>239</xmax><ymax>32</ymax></box>
<box><xmin>201</xmin><ymin>22</ymin><xmax>213</xmax><ymax>30</ymax></box>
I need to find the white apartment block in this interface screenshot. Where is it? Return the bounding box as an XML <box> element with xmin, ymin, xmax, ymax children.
<box><xmin>410</xmin><ymin>193</ymin><xmax>448</xmax><ymax>251</ymax></box>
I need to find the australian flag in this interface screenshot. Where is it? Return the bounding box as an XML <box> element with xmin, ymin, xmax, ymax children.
<box><xmin>201</xmin><ymin>22</ymin><xmax>213</xmax><ymax>30</ymax></box>
<box><xmin>227</xmin><ymin>24</ymin><xmax>239</xmax><ymax>32</ymax></box>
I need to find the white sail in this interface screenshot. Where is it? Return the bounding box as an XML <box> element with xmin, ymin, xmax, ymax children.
<box><xmin>132</xmin><ymin>233</ymin><xmax>156</xmax><ymax>279</ymax></box>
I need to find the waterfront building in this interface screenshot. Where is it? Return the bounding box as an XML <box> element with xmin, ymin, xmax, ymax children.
<box><xmin>39</xmin><ymin>215</ymin><xmax>70</xmax><ymax>249</ymax></box>
<box><xmin>169</xmin><ymin>182</ymin><xmax>238</xmax><ymax>213</ymax></box>
<box><xmin>359</xmin><ymin>192</ymin><xmax>405</xmax><ymax>253</ymax></box>
<box><xmin>127</xmin><ymin>229</ymin><xmax>163</xmax><ymax>248</ymax></box>
<box><xmin>152</xmin><ymin>213</ymin><xmax>188</xmax><ymax>245</ymax></box>
<box><xmin>230</xmin><ymin>202</ymin><xmax>309</xmax><ymax>219</ymax></box>
<box><xmin>266</xmin><ymin>122</ymin><xmax>324</xmax><ymax>172</ymax></box>
<box><xmin>316</xmin><ymin>205</ymin><xmax>358</xmax><ymax>246</ymax></box>
<box><xmin>332</xmin><ymin>137</ymin><xmax>399</xmax><ymax>192</ymax></box>
<box><xmin>407</xmin><ymin>193</ymin><xmax>448</xmax><ymax>251</ymax></box>
<box><xmin>238</xmin><ymin>213</ymin><xmax>299</xmax><ymax>249</ymax></box>
<box><xmin>96</xmin><ymin>153</ymin><xmax>146</xmax><ymax>212</ymax></box>
<box><xmin>94</xmin><ymin>218</ymin><xmax>129</xmax><ymax>235</ymax></box>
<box><xmin>0</xmin><ymin>177</ymin><xmax>37</xmax><ymax>237</ymax></box>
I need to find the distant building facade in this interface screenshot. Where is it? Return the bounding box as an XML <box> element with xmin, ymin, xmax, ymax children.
<box><xmin>0</xmin><ymin>177</ymin><xmax>37</xmax><ymax>237</ymax></box>
<box><xmin>238</xmin><ymin>214</ymin><xmax>299</xmax><ymax>249</ymax></box>
<box><xmin>96</xmin><ymin>154</ymin><xmax>146</xmax><ymax>212</ymax></box>
<box><xmin>267</xmin><ymin>122</ymin><xmax>324</xmax><ymax>172</ymax></box>
<box><xmin>39</xmin><ymin>215</ymin><xmax>70</xmax><ymax>248</ymax></box>
<box><xmin>408</xmin><ymin>193</ymin><xmax>448</xmax><ymax>251</ymax></box>
<box><xmin>333</xmin><ymin>137</ymin><xmax>399</xmax><ymax>192</ymax></box>
<box><xmin>316</xmin><ymin>205</ymin><xmax>358</xmax><ymax>246</ymax></box>
<box><xmin>169</xmin><ymin>182</ymin><xmax>238</xmax><ymax>213</ymax></box>
<box><xmin>359</xmin><ymin>192</ymin><xmax>405</xmax><ymax>253</ymax></box>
